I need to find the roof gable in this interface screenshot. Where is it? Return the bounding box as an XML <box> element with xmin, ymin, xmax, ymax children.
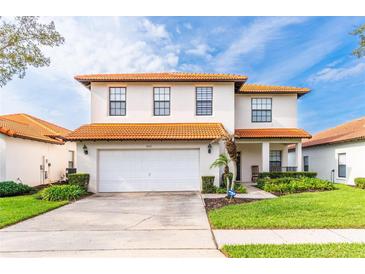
<box><xmin>0</xmin><ymin>114</ymin><xmax>70</xmax><ymax>144</ymax></box>
<box><xmin>303</xmin><ymin>117</ymin><xmax>365</xmax><ymax>148</ymax></box>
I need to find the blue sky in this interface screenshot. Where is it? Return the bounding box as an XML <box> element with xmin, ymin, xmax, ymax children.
<box><xmin>1</xmin><ymin>16</ymin><xmax>364</xmax><ymax>133</ymax></box>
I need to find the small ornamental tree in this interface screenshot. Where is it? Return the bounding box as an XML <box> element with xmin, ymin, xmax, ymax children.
<box><xmin>0</xmin><ymin>16</ymin><xmax>65</xmax><ymax>87</ymax></box>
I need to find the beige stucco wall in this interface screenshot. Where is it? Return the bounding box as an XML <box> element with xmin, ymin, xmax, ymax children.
<box><xmin>90</xmin><ymin>82</ymin><xmax>236</xmax><ymax>133</ymax></box>
<box><xmin>237</xmin><ymin>142</ymin><xmax>289</xmax><ymax>182</ymax></box>
<box><xmin>76</xmin><ymin>140</ymin><xmax>222</xmax><ymax>193</ymax></box>
<box><xmin>235</xmin><ymin>94</ymin><xmax>297</xmax><ymax>129</ymax></box>
<box><xmin>0</xmin><ymin>135</ymin><xmax>76</xmax><ymax>186</ymax></box>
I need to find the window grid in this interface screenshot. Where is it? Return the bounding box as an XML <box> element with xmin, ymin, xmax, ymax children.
<box><xmin>338</xmin><ymin>153</ymin><xmax>346</xmax><ymax>178</ymax></box>
<box><xmin>109</xmin><ymin>87</ymin><xmax>126</xmax><ymax>116</ymax></box>
<box><xmin>251</xmin><ymin>98</ymin><xmax>272</xmax><ymax>122</ymax></box>
<box><xmin>196</xmin><ymin>87</ymin><xmax>213</xmax><ymax>116</ymax></box>
<box><xmin>269</xmin><ymin>150</ymin><xmax>282</xmax><ymax>172</ymax></box>
<box><xmin>153</xmin><ymin>87</ymin><xmax>170</xmax><ymax>116</ymax></box>
<box><xmin>303</xmin><ymin>156</ymin><xmax>309</xmax><ymax>172</ymax></box>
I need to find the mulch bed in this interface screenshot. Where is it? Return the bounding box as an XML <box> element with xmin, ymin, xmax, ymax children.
<box><xmin>204</xmin><ymin>198</ymin><xmax>261</xmax><ymax>211</ymax></box>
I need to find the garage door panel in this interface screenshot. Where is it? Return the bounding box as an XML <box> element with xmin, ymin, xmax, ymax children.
<box><xmin>98</xmin><ymin>149</ymin><xmax>200</xmax><ymax>192</ymax></box>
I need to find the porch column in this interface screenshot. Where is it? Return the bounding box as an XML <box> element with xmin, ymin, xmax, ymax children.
<box><xmin>262</xmin><ymin>142</ymin><xmax>270</xmax><ymax>172</ymax></box>
<box><xmin>296</xmin><ymin>142</ymin><xmax>303</xmax><ymax>171</ymax></box>
<box><xmin>282</xmin><ymin>145</ymin><xmax>288</xmax><ymax>168</ymax></box>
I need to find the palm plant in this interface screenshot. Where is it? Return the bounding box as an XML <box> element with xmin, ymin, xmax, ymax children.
<box><xmin>222</xmin><ymin>134</ymin><xmax>238</xmax><ymax>191</ymax></box>
<box><xmin>210</xmin><ymin>133</ymin><xmax>238</xmax><ymax>194</ymax></box>
<box><xmin>210</xmin><ymin>153</ymin><xmax>231</xmax><ymax>191</ymax></box>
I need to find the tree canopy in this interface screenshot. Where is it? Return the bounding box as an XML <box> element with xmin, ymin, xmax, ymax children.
<box><xmin>0</xmin><ymin>16</ymin><xmax>64</xmax><ymax>87</ymax></box>
<box><xmin>351</xmin><ymin>23</ymin><xmax>365</xmax><ymax>58</ymax></box>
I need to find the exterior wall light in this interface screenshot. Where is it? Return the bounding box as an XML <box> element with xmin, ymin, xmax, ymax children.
<box><xmin>208</xmin><ymin>143</ymin><xmax>212</xmax><ymax>154</ymax></box>
<box><xmin>83</xmin><ymin>144</ymin><xmax>88</xmax><ymax>155</ymax></box>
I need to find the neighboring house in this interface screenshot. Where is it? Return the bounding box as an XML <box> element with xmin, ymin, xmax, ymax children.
<box><xmin>66</xmin><ymin>72</ymin><xmax>311</xmax><ymax>192</ymax></box>
<box><xmin>289</xmin><ymin>117</ymin><xmax>365</xmax><ymax>185</ymax></box>
<box><xmin>0</xmin><ymin>114</ymin><xmax>76</xmax><ymax>186</ymax></box>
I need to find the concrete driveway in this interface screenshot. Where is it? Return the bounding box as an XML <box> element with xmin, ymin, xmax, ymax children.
<box><xmin>0</xmin><ymin>192</ymin><xmax>222</xmax><ymax>257</ymax></box>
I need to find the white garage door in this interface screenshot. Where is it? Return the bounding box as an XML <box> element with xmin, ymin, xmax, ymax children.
<box><xmin>98</xmin><ymin>149</ymin><xmax>200</xmax><ymax>192</ymax></box>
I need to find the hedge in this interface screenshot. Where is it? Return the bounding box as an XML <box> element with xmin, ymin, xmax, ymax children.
<box><xmin>258</xmin><ymin>171</ymin><xmax>317</xmax><ymax>179</ymax></box>
<box><xmin>0</xmin><ymin>181</ymin><xmax>33</xmax><ymax>197</ymax></box>
<box><xmin>355</xmin><ymin>178</ymin><xmax>365</xmax><ymax>189</ymax></box>
<box><xmin>68</xmin><ymin>173</ymin><xmax>90</xmax><ymax>190</ymax></box>
<box><xmin>202</xmin><ymin>176</ymin><xmax>216</xmax><ymax>193</ymax></box>
<box><xmin>258</xmin><ymin>177</ymin><xmax>335</xmax><ymax>194</ymax></box>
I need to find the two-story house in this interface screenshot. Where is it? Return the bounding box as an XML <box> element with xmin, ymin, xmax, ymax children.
<box><xmin>66</xmin><ymin>72</ymin><xmax>311</xmax><ymax>192</ymax></box>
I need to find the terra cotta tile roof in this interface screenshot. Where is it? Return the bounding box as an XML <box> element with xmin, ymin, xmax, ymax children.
<box><xmin>66</xmin><ymin>123</ymin><xmax>227</xmax><ymax>141</ymax></box>
<box><xmin>0</xmin><ymin>114</ymin><xmax>70</xmax><ymax>144</ymax></box>
<box><xmin>238</xmin><ymin>84</ymin><xmax>310</xmax><ymax>96</ymax></box>
<box><xmin>74</xmin><ymin>72</ymin><xmax>248</xmax><ymax>85</ymax></box>
<box><xmin>302</xmin><ymin>116</ymin><xmax>365</xmax><ymax>148</ymax></box>
<box><xmin>235</xmin><ymin>128</ymin><xmax>311</xmax><ymax>139</ymax></box>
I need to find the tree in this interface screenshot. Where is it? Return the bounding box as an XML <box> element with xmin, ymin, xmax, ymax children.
<box><xmin>221</xmin><ymin>134</ymin><xmax>238</xmax><ymax>191</ymax></box>
<box><xmin>210</xmin><ymin>133</ymin><xmax>238</xmax><ymax>194</ymax></box>
<box><xmin>210</xmin><ymin>153</ymin><xmax>231</xmax><ymax>191</ymax></box>
<box><xmin>351</xmin><ymin>23</ymin><xmax>365</xmax><ymax>58</ymax></box>
<box><xmin>0</xmin><ymin>16</ymin><xmax>65</xmax><ymax>87</ymax></box>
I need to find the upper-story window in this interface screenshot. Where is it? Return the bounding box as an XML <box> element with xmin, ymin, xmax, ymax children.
<box><xmin>154</xmin><ymin>87</ymin><xmax>170</xmax><ymax>116</ymax></box>
<box><xmin>252</xmin><ymin>98</ymin><xmax>272</xmax><ymax>122</ymax></box>
<box><xmin>109</xmin><ymin>87</ymin><xmax>126</xmax><ymax>116</ymax></box>
<box><xmin>196</xmin><ymin>87</ymin><xmax>213</xmax><ymax>116</ymax></box>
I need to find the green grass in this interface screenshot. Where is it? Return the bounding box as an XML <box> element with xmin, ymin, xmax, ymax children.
<box><xmin>209</xmin><ymin>184</ymin><xmax>365</xmax><ymax>229</ymax></box>
<box><xmin>222</xmin><ymin>243</ymin><xmax>365</xmax><ymax>258</ymax></box>
<box><xmin>0</xmin><ymin>194</ymin><xmax>68</xmax><ymax>229</ymax></box>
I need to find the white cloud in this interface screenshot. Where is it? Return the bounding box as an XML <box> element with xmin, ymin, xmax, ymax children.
<box><xmin>309</xmin><ymin>62</ymin><xmax>365</xmax><ymax>83</ymax></box>
<box><xmin>213</xmin><ymin>17</ymin><xmax>306</xmax><ymax>72</ymax></box>
<box><xmin>186</xmin><ymin>41</ymin><xmax>214</xmax><ymax>58</ymax></box>
<box><xmin>139</xmin><ymin>18</ymin><xmax>170</xmax><ymax>39</ymax></box>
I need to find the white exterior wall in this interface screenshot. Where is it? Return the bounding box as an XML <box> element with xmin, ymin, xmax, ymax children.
<box><xmin>289</xmin><ymin>141</ymin><xmax>365</xmax><ymax>185</ymax></box>
<box><xmin>90</xmin><ymin>82</ymin><xmax>236</xmax><ymax>133</ymax></box>
<box><xmin>235</xmin><ymin>94</ymin><xmax>297</xmax><ymax>129</ymax></box>
<box><xmin>0</xmin><ymin>135</ymin><xmax>76</xmax><ymax>186</ymax></box>
<box><xmin>76</xmin><ymin>141</ymin><xmax>221</xmax><ymax>193</ymax></box>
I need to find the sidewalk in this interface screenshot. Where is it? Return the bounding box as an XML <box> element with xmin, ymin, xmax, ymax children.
<box><xmin>202</xmin><ymin>183</ymin><xmax>276</xmax><ymax>200</ymax></box>
<box><xmin>213</xmin><ymin>229</ymin><xmax>365</xmax><ymax>247</ymax></box>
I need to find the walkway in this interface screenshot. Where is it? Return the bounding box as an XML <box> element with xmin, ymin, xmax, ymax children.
<box><xmin>213</xmin><ymin>229</ymin><xmax>365</xmax><ymax>247</ymax></box>
<box><xmin>202</xmin><ymin>183</ymin><xmax>276</xmax><ymax>199</ymax></box>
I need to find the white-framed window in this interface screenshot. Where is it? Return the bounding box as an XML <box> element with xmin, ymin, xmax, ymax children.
<box><xmin>251</xmin><ymin>98</ymin><xmax>272</xmax><ymax>122</ymax></box>
<box><xmin>109</xmin><ymin>87</ymin><xmax>126</xmax><ymax>116</ymax></box>
<box><xmin>154</xmin><ymin>87</ymin><xmax>170</xmax><ymax>116</ymax></box>
<box><xmin>68</xmin><ymin>150</ymin><xmax>75</xmax><ymax>168</ymax></box>
<box><xmin>196</xmin><ymin>87</ymin><xmax>213</xmax><ymax>116</ymax></box>
<box><xmin>303</xmin><ymin>156</ymin><xmax>309</xmax><ymax>172</ymax></box>
<box><xmin>269</xmin><ymin>150</ymin><xmax>282</xmax><ymax>172</ymax></box>
<box><xmin>338</xmin><ymin>153</ymin><xmax>346</xmax><ymax>178</ymax></box>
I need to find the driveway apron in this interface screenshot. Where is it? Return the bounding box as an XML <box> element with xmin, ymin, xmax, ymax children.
<box><xmin>0</xmin><ymin>192</ymin><xmax>222</xmax><ymax>257</ymax></box>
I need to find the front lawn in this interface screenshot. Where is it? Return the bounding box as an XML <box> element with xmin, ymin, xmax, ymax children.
<box><xmin>222</xmin><ymin>243</ymin><xmax>365</xmax><ymax>258</ymax></box>
<box><xmin>0</xmin><ymin>194</ymin><xmax>68</xmax><ymax>229</ymax></box>
<box><xmin>209</xmin><ymin>184</ymin><xmax>365</xmax><ymax>229</ymax></box>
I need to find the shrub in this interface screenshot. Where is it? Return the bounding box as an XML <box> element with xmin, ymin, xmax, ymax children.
<box><xmin>39</xmin><ymin>184</ymin><xmax>86</xmax><ymax>201</ymax></box>
<box><xmin>355</xmin><ymin>178</ymin><xmax>365</xmax><ymax>189</ymax></box>
<box><xmin>68</xmin><ymin>173</ymin><xmax>90</xmax><ymax>190</ymax></box>
<box><xmin>234</xmin><ymin>184</ymin><xmax>247</xmax><ymax>194</ymax></box>
<box><xmin>0</xmin><ymin>181</ymin><xmax>33</xmax><ymax>197</ymax></box>
<box><xmin>202</xmin><ymin>176</ymin><xmax>216</xmax><ymax>193</ymax></box>
<box><xmin>215</xmin><ymin>187</ymin><xmax>227</xmax><ymax>194</ymax></box>
<box><xmin>258</xmin><ymin>172</ymin><xmax>317</xmax><ymax>180</ymax></box>
<box><xmin>259</xmin><ymin>177</ymin><xmax>335</xmax><ymax>194</ymax></box>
